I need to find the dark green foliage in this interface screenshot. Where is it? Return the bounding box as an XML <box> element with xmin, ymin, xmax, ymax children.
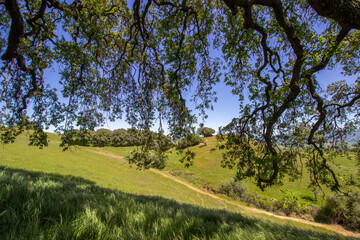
<box><xmin>176</xmin><ymin>134</ymin><xmax>204</xmax><ymax>150</ymax></box>
<box><xmin>316</xmin><ymin>190</ymin><xmax>360</xmax><ymax>230</ymax></box>
<box><xmin>128</xmin><ymin>148</ymin><xmax>167</xmax><ymax>170</ymax></box>
<box><xmin>1</xmin><ymin>122</ymin><xmax>49</xmax><ymax>148</ymax></box>
<box><xmin>112</xmin><ymin>129</ymin><xmax>132</xmax><ymax>147</ymax></box>
<box><xmin>0</xmin><ymin>167</ymin><xmax>353</xmax><ymax>240</ymax></box>
<box><xmin>66</xmin><ymin>128</ymin><xmax>174</xmax><ymax>169</ymax></box>
<box><xmin>68</xmin><ymin>128</ymin><xmax>173</xmax><ymax>150</ymax></box>
<box><xmin>72</xmin><ymin>130</ymin><xmax>93</xmax><ymax>146</ymax></box>
<box><xmin>197</xmin><ymin>127</ymin><xmax>216</xmax><ymax>137</ymax></box>
<box><xmin>127</xmin><ymin>131</ymin><xmax>174</xmax><ymax>169</ymax></box>
<box><xmin>92</xmin><ymin>129</ymin><xmax>112</xmax><ymax>147</ymax></box>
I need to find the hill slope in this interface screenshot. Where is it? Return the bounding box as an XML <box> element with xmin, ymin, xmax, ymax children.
<box><xmin>1</xmin><ymin>167</ymin><xmax>355</xmax><ymax>240</ymax></box>
<box><xmin>156</xmin><ymin>136</ymin><xmax>358</xmax><ymax>205</ymax></box>
<box><xmin>0</xmin><ymin>133</ymin><xmax>358</xmax><ymax>239</ymax></box>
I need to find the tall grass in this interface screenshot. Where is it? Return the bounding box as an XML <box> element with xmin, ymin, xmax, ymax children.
<box><xmin>0</xmin><ymin>167</ymin><xmax>354</xmax><ymax>240</ymax></box>
<box><xmin>158</xmin><ymin>137</ymin><xmax>359</xmax><ymax>205</ymax></box>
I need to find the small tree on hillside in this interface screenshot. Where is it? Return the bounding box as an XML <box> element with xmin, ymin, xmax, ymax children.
<box><xmin>197</xmin><ymin>127</ymin><xmax>215</xmax><ymax>137</ymax></box>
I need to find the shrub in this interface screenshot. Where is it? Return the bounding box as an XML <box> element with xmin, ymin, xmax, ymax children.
<box><xmin>218</xmin><ymin>181</ymin><xmax>233</xmax><ymax>197</ymax></box>
<box><xmin>92</xmin><ymin>129</ymin><xmax>112</xmax><ymax>147</ymax></box>
<box><xmin>128</xmin><ymin>149</ymin><xmax>167</xmax><ymax>169</ymax></box>
<box><xmin>274</xmin><ymin>189</ymin><xmax>309</xmax><ymax>216</ymax></box>
<box><xmin>238</xmin><ymin>189</ymin><xmax>313</xmax><ymax>216</ymax></box>
<box><xmin>218</xmin><ymin>179</ymin><xmax>247</xmax><ymax>199</ymax></box>
<box><xmin>69</xmin><ymin>128</ymin><xmax>174</xmax><ymax>149</ymax></box>
<box><xmin>176</xmin><ymin>134</ymin><xmax>204</xmax><ymax>150</ymax></box>
<box><xmin>231</xmin><ymin>179</ymin><xmax>247</xmax><ymax>198</ymax></box>
<box><xmin>73</xmin><ymin>130</ymin><xmax>93</xmax><ymax>146</ymax></box>
<box><xmin>315</xmin><ymin>190</ymin><xmax>360</xmax><ymax>230</ymax></box>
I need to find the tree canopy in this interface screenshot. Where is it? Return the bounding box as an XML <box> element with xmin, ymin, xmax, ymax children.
<box><xmin>197</xmin><ymin>126</ymin><xmax>215</xmax><ymax>137</ymax></box>
<box><xmin>1</xmin><ymin>0</ymin><xmax>360</xmax><ymax>191</ymax></box>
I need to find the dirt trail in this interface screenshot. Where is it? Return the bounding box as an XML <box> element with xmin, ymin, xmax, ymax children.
<box><xmin>89</xmin><ymin>148</ymin><xmax>360</xmax><ymax>238</ymax></box>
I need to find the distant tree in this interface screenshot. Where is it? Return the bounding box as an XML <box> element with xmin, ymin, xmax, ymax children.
<box><xmin>73</xmin><ymin>129</ymin><xmax>93</xmax><ymax>146</ymax></box>
<box><xmin>197</xmin><ymin>127</ymin><xmax>215</xmax><ymax>137</ymax></box>
<box><xmin>92</xmin><ymin>129</ymin><xmax>112</xmax><ymax>147</ymax></box>
<box><xmin>176</xmin><ymin>134</ymin><xmax>204</xmax><ymax>150</ymax></box>
<box><xmin>111</xmin><ymin>129</ymin><xmax>130</xmax><ymax>147</ymax></box>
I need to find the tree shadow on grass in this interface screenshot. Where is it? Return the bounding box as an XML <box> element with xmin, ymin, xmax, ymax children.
<box><xmin>0</xmin><ymin>166</ymin><xmax>354</xmax><ymax>240</ymax></box>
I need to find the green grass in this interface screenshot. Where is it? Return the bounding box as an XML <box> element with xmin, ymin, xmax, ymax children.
<box><xmin>85</xmin><ymin>136</ymin><xmax>359</xmax><ymax>206</ymax></box>
<box><xmin>0</xmin><ymin>167</ymin><xmax>355</xmax><ymax>240</ymax></box>
<box><xmin>0</xmin><ymin>133</ymin><xmax>241</xmax><ymax>209</ymax></box>
<box><xmin>159</xmin><ymin>137</ymin><xmax>358</xmax><ymax>205</ymax></box>
<box><xmin>0</xmin><ymin>133</ymin><xmax>358</xmax><ymax>238</ymax></box>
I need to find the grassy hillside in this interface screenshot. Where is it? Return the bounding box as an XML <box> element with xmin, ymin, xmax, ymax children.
<box><xmin>1</xmin><ymin>167</ymin><xmax>354</xmax><ymax>240</ymax></box>
<box><xmin>157</xmin><ymin>136</ymin><xmax>358</xmax><ymax>205</ymax></box>
<box><xmin>85</xmin><ymin>136</ymin><xmax>359</xmax><ymax>201</ymax></box>
<box><xmin>0</xmin><ymin>133</ymin><xmax>240</xmax><ymax>209</ymax></box>
<box><xmin>0</xmin><ymin>132</ymin><xmax>358</xmax><ymax>239</ymax></box>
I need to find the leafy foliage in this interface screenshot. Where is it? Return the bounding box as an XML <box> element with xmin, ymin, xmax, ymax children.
<box><xmin>218</xmin><ymin>178</ymin><xmax>247</xmax><ymax>199</ymax></box>
<box><xmin>66</xmin><ymin>128</ymin><xmax>174</xmax><ymax>169</ymax></box>
<box><xmin>1</xmin><ymin>0</ymin><xmax>360</xmax><ymax>191</ymax></box>
<box><xmin>198</xmin><ymin>127</ymin><xmax>216</xmax><ymax>137</ymax></box>
<box><xmin>176</xmin><ymin>133</ymin><xmax>204</xmax><ymax>150</ymax></box>
<box><xmin>68</xmin><ymin>128</ymin><xmax>173</xmax><ymax>149</ymax></box>
<box><xmin>92</xmin><ymin>128</ymin><xmax>112</xmax><ymax>147</ymax></box>
<box><xmin>316</xmin><ymin>190</ymin><xmax>360</xmax><ymax>230</ymax></box>
<box><xmin>275</xmin><ymin>189</ymin><xmax>310</xmax><ymax>216</ymax></box>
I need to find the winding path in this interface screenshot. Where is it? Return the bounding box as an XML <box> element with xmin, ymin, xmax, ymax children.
<box><xmin>89</xmin><ymin>148</ymin><xmax>360</xmax><ymax>238</ymax></box>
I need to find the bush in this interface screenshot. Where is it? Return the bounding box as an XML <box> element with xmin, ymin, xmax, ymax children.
<box><xmin>231</xmin><ymin>179</ymin><xmax>247</xmax><ymax>198</ymax></box>
<box><xmin>128</xmin><ymin>149</ymin><xmax>167</xmax><ymax>169</ymax></box>
<box><xmin>69</xmin><ymin>128</ymin><xmax>174</xmax><ymax>149</ymax></box>
<box><xmin>238</xmin><ymin>189</ymin><xmax>313</xmax><ymax>217</ymax></box>
<box><xmin>111</xmin><ymin>129</ymin><xmax>131</xmax><ymax>147</ymax></box>
<box><xmin>218</xmin><ymin>179</ymin><xmax>247</xmax><ymax>199</ymax></box>
<box><xmin>73</xmin><ymin>130</ymin><xmax>93</xmax><ymax>146</ymax></box>
<box><xmin>218</xmin><ymin>181</ymin><xmax>233</xmax><ymax>197</ymax></box>
<box><xmin>315</xmin><ymin>190</ymin><xmax>360</xmax><ymax>230</ymax></box>
<box><xmin>176</xmin><ymin>134</ymin><xmax>204</xmax><ymax>150</ymax></box>
<box><xmin>274</xmin><ymin>189</ymin><xmax>309</xmax><ymax>216</ymax></box>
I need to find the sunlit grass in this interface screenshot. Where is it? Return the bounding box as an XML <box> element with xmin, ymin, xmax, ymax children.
<box><xmin>0</xmin><ymin>132</ymin><xmax>358</xmax><ymax>238</ymax></box>
<box><xmin>159</xmin><ymin>137</ymin><xmax>358</xmax><ymax>205</ymax></box>
<box><xmin>0</xmin><ymin>167</ymin><xmax>354</xmax><ymax>240</ymax></box>
<box><xmin>0</xmin><ymin>134</ymin><xmax>241</xmax><ymax>209</ymax></box>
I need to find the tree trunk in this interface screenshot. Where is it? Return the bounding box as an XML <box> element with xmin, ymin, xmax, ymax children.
<box><xmin>307</xmin><ymin>0</ymin><xmax>360</xmax><ymax>29</ymax></box>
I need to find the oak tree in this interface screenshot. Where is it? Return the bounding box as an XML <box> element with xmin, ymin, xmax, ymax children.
<box><xmin>197</xmin><ymin>126</ymin><xmax>215</xmax><ymax>137</ymax></box>
<box><xmin>1</xmin><ymin>0</ymin><xmax>360</xmax><ymax>191</ymax></box>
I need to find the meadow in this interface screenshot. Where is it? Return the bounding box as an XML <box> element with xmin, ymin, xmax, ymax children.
<box><xmin>0</xmin><ymin>132</ymin><xmax>358</xmax><ymax>239</ymax></box>
<box><xmin>106</xmin><ymin>136</ymin><xmax>359</xmax><ymax>206</ymax></box>
<box><xmin>1</xmin><ymin>167</ymin><xmax>355</xmax><ymax>240</ymax></box>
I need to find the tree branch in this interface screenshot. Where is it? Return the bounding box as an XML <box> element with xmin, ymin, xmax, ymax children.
<box><xmin>1</xmin><ymin>0</ymin><xmax>24</xmax><ymax>61</ymax></box>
